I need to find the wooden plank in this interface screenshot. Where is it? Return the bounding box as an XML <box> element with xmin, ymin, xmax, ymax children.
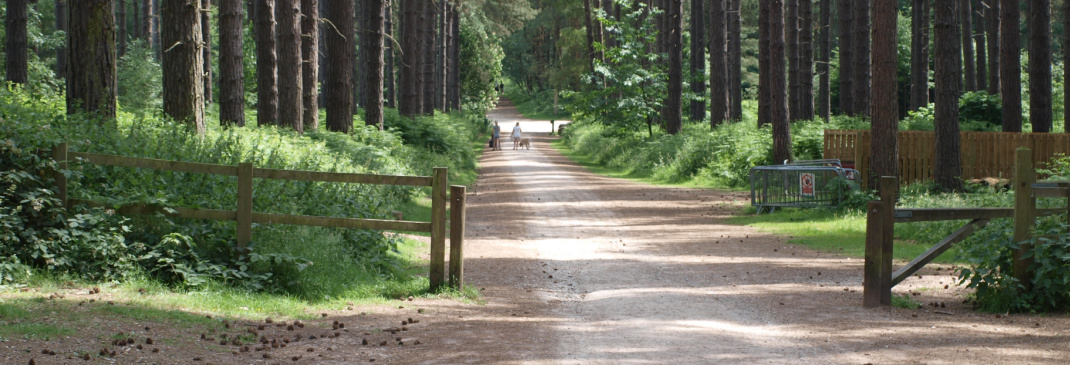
<box><xmin>252</xmin><ymin>212</ymin><xmax>432</xmax><ymax>232</ymax></box>
<box><xmin>237</xmin><ymin>163</ymin><xmax>253</xmax><ymax>251</ymax></box>
<box><xmin>449</xmin><ymin>185</ymin><xmax>466</xmax><ymax>290</ymax></box>
<box><xmin>864</xmin><ymin>200</ymin><xmax>887</xmax><ymax>308</ymax></box>
<box><xmin>1033</xmin><ymin>187</ymin><xmax>1070</xmax><ymax>198</ymax></box>
<box><xmin>69</xmin><ymin>152</ymin><xmax>239</xmax><ymax>176</ymax></box>
<box><xmin>254</xmin><ymin>168</ymin><xmax>433</xmax><ymax>187</ymax></box>
<box><xmin>892</xmin><ymin>219</ymin><xmax>991</xmax><ymax>287</ymax></box>
<box><xmin>879</xmin><ymin>177</ymin><xmax>896</xmax><ymax>306</ymax></box>
<box><xmin>1013</xmin><ymin>147</ymin><xmax>1037</xmax><ymax>287</ymax></box>
<box><xmin>429</xmin><ymin>167</ymin><xmax>448</xmax><ymax>291</ymax></box>
<box><xmin>894</xmin><ymin>207</ymin><xmax>1015</xmax><ymax>222</ymax></box>
<box><xmin>69</xmin><ymin>199</ymin><xmax>238</xmax><ymax>221</ymax></box>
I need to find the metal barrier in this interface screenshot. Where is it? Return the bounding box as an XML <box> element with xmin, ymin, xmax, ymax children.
<box><xmin>749</xmin><ymin>159</ymin><xmax>860</xmax><ymax>214</ymax></box>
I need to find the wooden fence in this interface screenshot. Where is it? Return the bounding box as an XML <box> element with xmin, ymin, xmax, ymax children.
<box><xmin>51</xmin><ymin>143</ymin><xmax>465</xmax><ymax>290</ymax></box>
<box><xmin>824</xmin><ymin>130</ymin><xmax>1070</xmax><ymax>186</ymax></box>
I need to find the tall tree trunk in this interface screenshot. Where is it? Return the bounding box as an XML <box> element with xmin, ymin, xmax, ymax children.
<box><xmin>974</xmin><ymin>0</ymin><xmax>987</xmax><ymax>91</ymax></box>
<box><xmin>665</xmin><ymin>0</ymin><xmax>683</xmax><ymax>134</ymax></box>
<box><xmin>818</xmin><ymin>0</ymin><xmax>830</xmax><ymax>121</ymax></box>
<box><xmin>584</xmin><ymin>0</ymin><xmax>604</xmax><ymax>71</ymax></box>
<box><xmin>729</xmin><ymin>0</ymin><xmax>742</xmax><ymax>120</ymax></box>
<box><xmin>709</xmin><ymin>0</ymin><xmax>729</xmax><ymax>126</ymax></box>
<box><xmin>161</xmin><ymin>0</ymin><xmax>206</xmax><ymax>134</ymax></box>
<box><xmin>255</xmin><ymin>0</ymin><xmax>278</xmax><ymax>126</ymax></box>
<box><xmin>385</xmin><ymin>0</ymin><xmax>397</xmax><ymax>109</ymax></box>
<box><xmin>364</xmin><ymin>0</ymin><xmax>385</xmax><ymax>128</ymax></box>
<box><xmin>603</xmin><ymin>0</ymin><xmax>616</xmax><ymax>49</ymax></box>
<box><xmin>435</xmin><ymin>0</ymin><xmax>446</xmax><ymax>111</ymax></box>
<box><xmin>324</xmin><ymin>0</ymin><xmax>353</xmax><ymax>132</ymax></box>
<box><xmin>910</xmin><ymin>0</ymin><xmax>930</xmax><ymax>110</ymax></box>
<box><xmin>5</xmin><ymin>0</ymin><xmax>29</xmax><ymax>84</ymax></box>
<box><xmin>399</xmin><ymin>0</ymin><xmax>420</xmax><ymax>116</ymax></box>
<box><xmin>1028</xmin><ymin>0</ymin><xmax>1051</xmax><ymax>133</ymax></box>
<box><xmin>219</xmin><ymin>0</ymin><xmax>245</xmax><ymax>126</ymax></box>
<box><xmin>799</xmin><ymin>0</ymin><xmax>814</xmax><ymax>121</ymax></box>
<box><xmin>449</xmin><ymin>5</ymin><xmax>460</xmax><ymax>111</ymax></box>
<box><xmin>152</xmin><ymin>0</ymin><xmax>160</xmax><ymax>57</ymax></box>
<box><xmin>838</xmin><ymin>0</ymin><xmax>854</xmax><ymax>114</ymax></box>
<box><xmin>767</xmin><ymin>0</ymin><xmax>792</xmax><ymax>163</ymax></box>
<box><xmin>872</xmin><ymin>0</ymin><xmax>899</xmax><ymax>190</ymax></box>
<box><xmin>689</xmin><ymin>0</ymin><xmax>704</xmax><ymax>122</ymax></box>
<box><xmin>67</xmin><ymin>0</ymin><xmax>118</xmax><ymax>119</ymax></box>
<box><xmin>986</xmin><ymin>0</ymin><xmax>1000</xmax><ymax>95</ymax></box>
<box><xmin>142</xmin><ymin>0</ymin><xmax>154</xmax><ymax>52</ymax></box>
<box><xmin>852</xmin><ymin>0</ymin><xmax>871</xmax><ymax>116</ymax></box>
<box><xmin>132</xmin><ymin>0</ymin><xmax>141</xmax><ymax>41</ymax></box>
<box><xmin>443</xmin><ymin>1</ymin><xmax>453</xmax><ymax>112</ymax></box>
<box><xmin>1065</xmin><ymin>0</ymin><xmax>1070</xmax><ymax>133</ymax></box>
<box><xmin>355</xmin><ymin>0</ymin><xmax>366</xmax><ymax>110</ymax></box>
<box><xmin>276</xmin><ymin>0</ymin><xmax>302</xmax><ymax>132</ymax></box>
<box><xmin>934</xmin><ymin>0</ymin><xmax>963</xmax><ymax>191</ymax></box>
<box><xmin>301</xmin><ymin>0</ymin><xmax>318</xmax><ymax>130</ymax></box>
<box><xmin>759</xmin><ymin>0</ymin><xmax>771</xmax><ymax>126</ymax></box>
<box><xmin>118</xmin><ymin>0</ymin><xmax>128</xmax><ymax>57</ymax></box>
<box><xmin>317</xmin><ymin>0</ymin><xmax>326</xmax><ymax>106</ymax></box>
<box><xmin>420</xmin><ymin>0</ymin><xmax>436</xmax><ymax>115</ymax></box>
<box><xmin>961</xmin><ymin>0</ymin><xmax>976</xmax><ymax>91</ymax></box>
<box><xmin>1000</xmin><ymin>0</ymin><xmax>1021</xmax><ymax>131</ymax></box>
<box><xmin>202</xmin><ymin>0</ymin><xmax>213</xmax><ymax>104</ymax></box>
<box><xmin>787</xmin><ymin>0</ymin><xmax>800</xmax><ymax>121</ymax></box>
<box><xmin>56</xmin><ymin>0</ymin><xmax>68</xmax><ymax>78</ymax></box>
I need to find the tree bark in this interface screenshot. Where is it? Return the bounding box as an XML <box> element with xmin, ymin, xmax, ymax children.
<box><xmin>799</xmin><ymin>0</ymin><xmax>814</xmax><ymax>121</ymax></box>
<box><xmin>986</xmin><ymin>0</ymin><xmax>1000</xmax><ymax>95</ymax></box>
<box><xmin>5</xmin><ymin>0</ymin><xmax>29</xmax><ymax>84</ymax></box>
<box><xmin>118</xmin><ymin>0</ymin><xmax>128</xmax><ymax>57</ymax></box>
<box><xmin>385</xmin><ymin>0</ymin><xmax>397</xmax><ymax>109</ymax></box>
<box><xmin>161</xmin><ymin>0</ymin><xmax>206</xmax><ymax>134</ymax></box>
<box><xmin>142</xmin><ymin>0</ymin><xmax>154</xmax><ymax>51</ymax></box>
<box><xmin>67</xmin><ymin>0</ymin><xmax>118</xmax><ymax>120</ymax></box>
<box><xmin>301</xmin><ymin>0</ymin><xmax>318</xmax><ymax>130</ymax></box>
<box><xmin>665</xmin><ymin>0</ymin><xmax>683</xmax><ymax>134</ymax></box>
<box><xmin>729</xmin><ymin>0</ymin><xmax>742</xmax><ymax>120</ymax></box>
<box><xmin>709</xmin><ymin>0</ymin><xmax>729</xmax><ymax>126</ymax></box>
<box><xmin>910</xmin><ymin>0</ymin><xmax>930</xmax><ymax>110</ymax></box>
<box><xmin>399</xmin><ymin>0</ymin><xmax>421</xmax><ymax>116</ymax></box>
<box><xmin>449</xmin><ymin>4</ymin><xmax>460</xmax><ymax>111</ymax></box>
<box><xmin>767</xmin><ymin>0</ymin><xmax>792</xmax><ymax>163</ymax></box>
<box><xmin>1000</xmin><ymin>0</ymin><xmax>1021</xmax><ymax>131</ymax></box>
<box><xmin>364</xmin><ymin>0</ymin><xmax>385</xmax><ymax>128</ymax></box>
<box><xmin>759</xmin><ymin>0</ymin><xmax>771</xmax><ymax>127</ymax></box>
<box><xmin>56</xmin><ymin>0</ymin><xmax>68</xmax><ymax>78</ymax></box>
<box><xmin>133</xmin><ymin>0</ymin><xmax>141</xmax><ymax>41</ymax></box>
<box><xmin>324</xmin><ymin>0</ymin><xmax>354</xmax><ymax>133</ymax></box>
<box><xmin>255</xmin><ymin>0</ymin><xmax>278</xmax><ymax>126</ymax></box>
<box><xmin>1064</xmin><ymin>0</ymin><xmax>1070</xmax><ymax>132</ymax></box>
<box><xmin>435</xmin><ymin>0</ymin><xmax>447</xmax><ymax>111</ymax></box>
<box><xmin>202</xmin><ymin>0</ymin><xmax>213</xmax><ymax>104</ymax></box>
<box><xmin>152</xmin><ymin>0</ymin><xmax>161</xmax><ymax>57</ymax></box>
<box><xmin>787</xmin><ymin>0</ymin><xmax>800</xmax><ymax>121</ymax></box>
<box><xmin>872</xmin><ymin>0</ymin><xmax>899</xmax><ymax>189</ymax></box>
<box><xmin>1028</xmin><ymin>0</ymin><xmax>1051</xmax><ymax>133</ymax></box>
<box><xmin>974</xmin><ymin>0</ymin><xmax>987</xmax><ymax>91</ymax></box>
<box><xmin>219</xmin><ymin>0</ymin><xmax>245</xmax><ymax>126</ymax></box>
<box><xmin>961</xmin><ymin>0</ymin><xmax>976</xmax><ymax>91</ymax></box>
<box><xmin>689</xmin><ymin>0</ymin><xmax>704</xmax><ymax>122</ymax></box>
<box><xmin>934</xmin><ymin>0</ymin><xmax>963</xmax><ymax>191</ymax></box>
<box><xmin>420</xmin><ymin>0</ymin><xmax>436</xmax><ymax>115</ymax></box>
<box><xmin>276</xmin><ymin>0</ymin><xmax>303</xmax><ymax>132</ymax></box>
<box><xmin>838</xmin><ymin>0</ymin><xmax>854</xmax><ymax>114</ymax></box>
<box><xmin>852</xmin><ymin>0</ymin><xmax>871</xmax><ymax>116</ymax></box>
<box><xmin>818</xmin><ymin>0</ymin><xmax>830</xmax><ymax>121</ymax></box>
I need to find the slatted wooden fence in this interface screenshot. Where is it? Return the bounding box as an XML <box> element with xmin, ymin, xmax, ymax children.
<box><xmin>51</xmin><ymin>143</ymin><xmax>465</xmax><ymax>290</ymax></box>
<box><xmin>824</xmin><ymin>130</ymin><xmax>1070</xmax><ymax>186</ymax></box>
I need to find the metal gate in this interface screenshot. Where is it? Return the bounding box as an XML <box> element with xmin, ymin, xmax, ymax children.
<box><xmin>749</xmin><ymin>159</ymin><xmax>860</xmax><ymax>214</ymax></box>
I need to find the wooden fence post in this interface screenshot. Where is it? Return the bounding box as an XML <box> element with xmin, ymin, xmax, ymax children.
<box><xmin>864</xmin><ymin>200</ymin><xmax>887</xmax><ymax>308</ymax></box>
<box><xmin>879</xmin><ymin>176</ymin><xmax>896</xmax><ymax>305</ymax></box>
<box><xmin>1013</xmin><ymin>147</ymin><xmax>1036</xmax><ymax>287</ymax></box>
<box><xmin>237</xmin><ymin>163</ymin><xmax>254</xmax><ymax>253</ymax></box>
<box><xmin>429</xmin><ymin>167</ymin><xmax>448</xmax><ymax>291</ymax></box>
<box><xmin>449</xmin><ymin>185</ymin><xmax>466</xmax><ymax>290</ymax></box>
<box><xmin>51</xmin><ymin>143</ymin><xmax>68</xmax><ymax>208</ymax></box>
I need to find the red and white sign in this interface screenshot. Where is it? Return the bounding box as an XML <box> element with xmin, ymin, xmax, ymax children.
<box><xmin>800</xmin><ymin>173</ymin><xmax>815</xmax><ymax>197</ymax></box>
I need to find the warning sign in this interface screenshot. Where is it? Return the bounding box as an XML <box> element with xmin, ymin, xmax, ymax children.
<box><xmin>800</xmin><ymin>173</ymin><xmax>815</xmax><ymax>197</ymax></box>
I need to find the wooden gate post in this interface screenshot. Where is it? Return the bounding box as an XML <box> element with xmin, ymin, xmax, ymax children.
<box><xmin>864</xmin><ymin>200</ymin><xmax>887</xmax><ymax>307</ymax></box>
<box><xmin>449</xmin><ymin>185</ymin><xmax>466</xmax><ymax>290</ymax></box>
<box><xmin>51</xmin><ymin>143</ymin><xmax>68</xmax><ymax>208</ymax></box>
<box><xmin>1013</xmin><ymin>147</ymin><xmax>1037</xmax><ymax>287</ymax></box>
<box><xmin>879</xmin><ymin>176</ymin><xmax>897</xmax><ymax>305</ymax></box>
<box><xmin>237</xmin><ymin>163</ymin><xmax>254</xmax><ymax>253</ymax></box>
<box><xmin>429</xmin><ymin>167</ymin><xmax>448</xmax><ymax>291</ymax></box>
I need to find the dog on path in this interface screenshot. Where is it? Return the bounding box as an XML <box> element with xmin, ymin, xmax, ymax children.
<box><xmin>518</xmin><ymin>138</ymin><xmax>531</xmax><ymax>150</ymax></box>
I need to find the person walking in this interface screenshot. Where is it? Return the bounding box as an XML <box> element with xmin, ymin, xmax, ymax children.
<box><xmin>492</xmin><ymin>122</ymin><xmax>502</xmax><ymax>151</ymax></box>
<box><xmin>511</xmin><ymin>122</ymin><xmax>523</xmax><ymax>150</ymax></box>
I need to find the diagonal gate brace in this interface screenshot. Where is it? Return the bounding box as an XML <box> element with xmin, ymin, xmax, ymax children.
<box><xmin>891</xmin><ymin>218</ymin><xmax>990</xmax><ymax>287</ymax></box>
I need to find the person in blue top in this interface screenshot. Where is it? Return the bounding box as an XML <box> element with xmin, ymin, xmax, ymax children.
<box><xmin>491</xmin><ymin>122</ymin><xmax>502</xmax><ymax>151</ymax></box>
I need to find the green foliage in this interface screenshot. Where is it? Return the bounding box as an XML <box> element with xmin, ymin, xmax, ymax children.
<box><xmin>459</xmin><ymin>13</ymin><xmax>505</xmax><ymax>113</ymax></box>
<box><xmin>504</xmin><ymin>86</ymin><xmax>570</xmax><ymax>121</ymax></box>
<box><xmin>1038</xmin><ymin>154</ymin><xmax>1070</xmax><ymax>180</ymax></box>
<box><xmin>901</xmin><ymin>92</ymin><xmax>1004</xmax><ymax>132</ymax></box>
<box><xmin>892</xmin><ymin>293</ymin><xmax>921</xmax><ymax>309</ymax></box>
<box><xmin>118</xmin><ymin>40</ymin><xmax>163</xmax><ymax>114</ymax></box>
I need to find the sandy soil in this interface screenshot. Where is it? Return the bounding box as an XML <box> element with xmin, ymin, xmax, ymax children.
<box><xmin>5</xmin><ymin>101</ymin><xmax>1070</xmax><ymax>364</ymax></box>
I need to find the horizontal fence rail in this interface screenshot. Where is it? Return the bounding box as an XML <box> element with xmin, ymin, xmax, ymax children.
<box><xmin>52</xmin><ymin>143</ymin><xmax>463</xmax><ymax>290</ymax></box>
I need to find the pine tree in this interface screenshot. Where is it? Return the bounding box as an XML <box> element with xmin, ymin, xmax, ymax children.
<box><xmin>255</xmin><ymin>0</ymin><xmax>279</xmax><ymax>126</ymax></box>
<box><xmin>974</xmin><ymin>0</ymin><xmax>987</xmax><ymax>91</ymax></box>
<box><xmin>852</xmin><ymin>0</ymin><xmax>871</xmax><ymax>116</ymax></box>
<box><xmin>1028</xmin><ymin>0</ymin><xmax>1052</xmax><ymax>133</ymax></box>
<box><xmin>56</xmin><ymin>0</ymin><xmax>68</xmax><ymax>78</ymax></box>
<box><xmin>118</xmin><ymin>0</ymin><xmax>128</xmax><ymax>57</ymax></box>
<box><xmin>301</xmin><ymin>0</ymin><xmax>319</xmax><ymax>130</ymax></box>
<box><xmin>5</xmin><ymin>0</ymin><xmax>29</xmax><ymax>84</ymax></box>
<box><xmin>837</xmin><ymin>0</ymin><xmax>854</xmax><ymax>114</ymax></box>
<box><xmin>161</xmin><ymin>0</ymin><xmax>206</xmax><ymax>133</ymax></box>
<box><xmin>665</xmin><ymin>0</ymin><xmax>683</xmax><ymax>134</ymax></box>
<box><xmin>910</xmin><ymin>0</ymin><xmax>930</xmax><ymax>111</ymax></box>
<box><xmin>798</xmin><ymin>0</ymin><xmax>814</xmax><ymax>121</ymax></box>
<box><xmin>872</xmin><ymin>0</ymin><xmax>899</xmax><ymax>189</ymax></box>
<box><xmin>709</xmin><ymin>0</ymin><xmax>729</xmax><ymax>126</ymax></box>
<box><xmin>961</xmin><ymin>0</ymin><xmax>976</xmax><ymax>91</ymax></box>
<box><xmin>817</xmin><ymin>0</ymin><xmax>830</xmax><ymax>121</ymax></box>
<box><xmin>67</xmin><ymin>0</ymin><xmax>118</xmax><ymax>119</ymax></box>
<box><xmin>202</xmin><ymin>0</ymin><xmax>213</xmax><ymax>103</ymax></box>
<box><xmin>364</xmin><ymin>0</ymin><xmax>386</xmax><ymax>128</ymax></box>
<box><xmin>763</xmin><ymin>0</ymin><xmax>791</xmax><ymax>163</ymax></box>
<box><xmin>399</xmin><ymin>0</ymin><xmax>422</xmax><ymax>116</ymax></box>
<box><xmin>219</xmin><ymin>0</ymin><xmax>246</xmax><ymax>126</ymax></box>
<box><xmin>325</xmin><ymin>0</ymin><xmax>354</xmax><ymax>133</ymax></box>
<box><xmin>689</xmin><ymin>0</ymin><xmax>704</xmax><ymax>122</ymax></box>
<box><xmin>1000</xmin><ymin>0</ymin><xmax>1021</xmax><ymax>131</ymax></box>
<box><xmin>729</xmin><ymin>0</ymin><xmax>742</xmax><ymax>120</ymax></box>
<box><xmin>986</xmin><ymin>0</ymin><xmax>1000</xmax><ymax>95</ymax></box>
<box><xmin>276</xmin><ymin>0</ymin><xmax>303</xmax><ymax>132</ymax></box>
<box><xmin>934</xmin><ymin>0</ymin><xmax>963</xmax><ymax>191</ymax></box>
